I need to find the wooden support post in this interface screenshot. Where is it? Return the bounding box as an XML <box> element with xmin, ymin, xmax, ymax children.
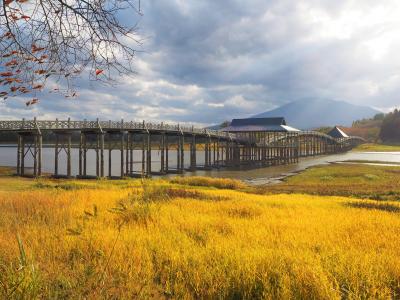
<box><xmin>121</xmin><ymin>131</ymin><xmax>124</xmax><ymax>178</ymax></box>
<box><xmin>108</xmin><ymin>134</ymin><xmax>112</xmax><ymax>178</ymax></box>
<box><xmin>79</xmin><ymin>133</ymin><xmax>83</xmax><ymax>176</ymax></box>
<box><xmin>216</xmin><ymin>139</ymin><xmax>220</xmax><ymax>167</ymax></box>
<box><xmin>55</xmin><ymin>134</ymin><xmax>59</xmax><ymax>176</ymax></box>
<box><xmin>177</xmin><ymin>137</ymin><xmax>181</xmax><ymax>171</ymax></box>
<box><xmin>235</xmin><ymin>143</ymin><xmax>240</xmax><ymax>166</ymax></box>
<box><xmin>33</xmin><ymin>135</ymin><xmax>38</xmax><ymax>177</ymax></box>
<box><xmin>146</xmin><ymin>133</ymin><xmax>151</xmax><ymax>176</ymax></box>
<box><xmin>160</xmin><ymin>134</ymin><xmax>165</xmax><ymax>173</ymax></box>
<box><xmin>180</xmin><ymin>135</ymin><xmax>184</xmax><ymax>172</ymax></box>
<box><xmin>213</xmin><ymin>140</ymin><xmax>216</xmax><ymax>166</ymax></box>
<box><xmin>129</xmin><ymin>133</ymin><xmax>134</xmax><ymax>175</ymax></box>
<box><xmin>205</xmin><ymin>137</ymin><xmax>209</xmax><ymax>167</ymax></box>
<box><xmin>21</xmin><ymin>135</ymin><xmax>25</xmax><ymax>176</ymax></box>
<box><xmin>142</xmin><ymin>134</ymin><xmax>146</xmax><ymax>176</ymax></box>
<box><xmin>37</xmin><ymin>134</ymin><xmax>42</xmax><ymax>176</ymax></box>
<box><xmin>208</xmin><ymin>138</ymin><xmax>212</xmax><ymax>166</ymax></box>
<box><xmin>226</xmin><ymin>141</ymin><xmax>230</xmax><ymax>166</ymax></box>
<box><xmin>67</xmin><ymin>134</ymin><xmax>72</xmax><ymax>178</ymax></box>
<box><xmin>165</xmin><ymin>135</ymin><xmax>169</xmax><ymax>172</ymax></box>
<box><xmin>17</xmin><ymin>134</ymin><xmax>21</xmax><ymax>175</ymax></box>
<box><xmin>190</xmin><ymin>135</ymin><xmax>196</xmax><ymax>170</ymax></box>
<box><xmin>126</xmin><ymin>133</ymin><xmax>130</xmax><ymax>176</ymax></box>
<box><xmin>98</xmin><ymin>133</ymin><xmax>104</xmax><ymax>177</ymax></box>
<box><xmin>96</xmin><ymin>134</ymin><xmax>100</xmax><ymax>177</ymax></box>
<box><xmin>83</xmin><ymin>133</ymin><xmax>87</xmax><ymax>177</ymax></box>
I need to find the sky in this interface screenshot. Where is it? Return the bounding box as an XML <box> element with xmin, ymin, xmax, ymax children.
<box><xmin>1</xmin><ymin>0</ymin><xmax>400</xmax><ymax>125</ymax></box>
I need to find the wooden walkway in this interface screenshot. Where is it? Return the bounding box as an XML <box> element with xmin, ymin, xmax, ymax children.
<box><xmin>0</xmin><ymin>118</ymin><xmax>365</xmax><ymax>178</ymax></box>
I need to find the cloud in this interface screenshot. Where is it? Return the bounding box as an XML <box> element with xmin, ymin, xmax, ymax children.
<box><xmin>2</xmin><ymin>0</ymin><xmax>400</xmax><ymax>125</ymax></box>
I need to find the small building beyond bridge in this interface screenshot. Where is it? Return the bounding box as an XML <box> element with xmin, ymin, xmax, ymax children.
<box><xmin>0</xmin><ymin>117</ymin><xmax>365</xmax><ymax>178</ymax></box>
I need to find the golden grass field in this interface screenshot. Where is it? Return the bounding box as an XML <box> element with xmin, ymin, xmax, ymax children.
<box><xmin>1</xmin><ymin>166</ymin><xmax>400</xmax><ymax>299</ymax></box>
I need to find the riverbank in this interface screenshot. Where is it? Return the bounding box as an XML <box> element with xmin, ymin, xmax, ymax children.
<box><xmin>263</xmin><ymin>163</ymin><xmax>400</xmax><ymax>201</ymax></box>
<box><xmin>352</xmin><ymin>143</ymin><xmax>400</xmax><ymax>152</ymax></box>
<box><xmin>1</xmin><ymin>165</ymin><xmax>400</xmax><ymax>298</ymax></box>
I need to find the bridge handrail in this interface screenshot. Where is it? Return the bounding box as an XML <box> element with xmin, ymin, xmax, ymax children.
<box><xmin>0</xmin><ymin>119</ymin><xmax>246</xmax><ymax>142</ymax></box>
<box><xmin>0</xmin><ymin>119</ymin><xmax>365</xmax><ymax>146</ymax></box>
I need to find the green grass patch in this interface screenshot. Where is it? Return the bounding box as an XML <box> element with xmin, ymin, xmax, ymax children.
<box><xmin>264</xmin><ymin>163</ymin><xmax>400</xmax><ymax>201</ymax></box>
<box><xmin>352</xmin><ymin>143</ymin><xmax>400</xmax><ymax>152</ymax></box>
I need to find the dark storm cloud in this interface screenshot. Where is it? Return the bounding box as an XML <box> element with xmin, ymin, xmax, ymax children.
<box><xmin>2</xmin><ymin>0</ymin><xmax>400</xmax><ymax>123</ymax></box>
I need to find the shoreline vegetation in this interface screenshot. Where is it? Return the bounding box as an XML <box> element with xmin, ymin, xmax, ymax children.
<box><xmin>352</xmin><ymin>143</ymin><xmax>400</xmax><ymax>152</ymax></box>
<box><xmin>1</xmin><ymin>162</ymin><xmax>400</xmax><ymax>298</ymax></box>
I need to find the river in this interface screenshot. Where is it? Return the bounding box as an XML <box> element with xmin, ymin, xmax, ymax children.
<box><xmin>1</xmin><ymin>145</ymin><xmax>399</xmax><ymax>185</ymax></box>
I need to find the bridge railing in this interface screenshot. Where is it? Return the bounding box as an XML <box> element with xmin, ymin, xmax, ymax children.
<box><xmin>0</xmin><ymin>119</ymin><xmax>241</xmax><ymax>142</ymax></box>
<box><xmin>0</xmin><ymin>119</ymin><xmax>364</xmax><ymax>146</ymax></box>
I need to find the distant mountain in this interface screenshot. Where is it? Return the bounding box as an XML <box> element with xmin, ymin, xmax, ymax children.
<box><xmin>252</xmin><ymin>99</ymin><xmax>380</xmax><ymax>130</ymax></box>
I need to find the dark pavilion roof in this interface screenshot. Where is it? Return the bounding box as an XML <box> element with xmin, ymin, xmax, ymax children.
<box><xmin>222</xmin><ymin>117</ymin><xmax>300</xmax><ymax>132</ymax></box>
<box><xmin>327</xmin><ymin>126</ymin><xmax>349</xmax><ymax>138</ymax></box>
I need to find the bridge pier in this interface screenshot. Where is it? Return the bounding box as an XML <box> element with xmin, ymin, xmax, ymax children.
<box><xmin>53</xmin><ymin>132</ymin><xmax>72</xmax><ymax>178</ymax></box>
<box><xmin>160</xmin><ymin>133</ymin><xmax>166</xmax><ymax>174</ymax></box>
<box><xmin>180</xmin><ymin>135</ymin><xmax>185</xmax><ymax>173</ymax></box>
<box><xmin>146</xmin><ymin>132</ymin><xmax>151</xmax><ymax>176</ymax></box>
<box><xmin>190</xmin><ymin>134</ymin><xmax>196</xmax><ymax>171</ymax></box>
<box><xmin>165</xmin><ymin>135</ymin><xmax>169</xmax><ymax>173</ymax></box>
<box><xmin>17</xmin><ymin>134</ymin><xmax>22</xmax><ymax>175</ymax></box>
<box><xmin>17</xmin><ymin>132</ymin><xmax>42</xmax><ymax>177</ymax></box>
<box><xmin>101</xmin><ymin>130</ymin><xmax>126</xmax><ymax>179</ymax></box>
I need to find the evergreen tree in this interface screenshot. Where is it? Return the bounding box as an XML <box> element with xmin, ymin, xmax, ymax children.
<box><xmin>379</xmin><ymin>109</ymin><xmax>400</xmax><ymax>142</ymax></box>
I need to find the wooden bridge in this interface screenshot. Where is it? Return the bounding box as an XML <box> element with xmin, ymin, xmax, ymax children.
<box><xmin>0</xmin><ymin>118</ymin><xmax>365</xmax><ymax>178</ymax></box>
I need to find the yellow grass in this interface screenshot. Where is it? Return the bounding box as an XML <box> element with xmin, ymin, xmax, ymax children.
<box><xmin>1</xmin><ymin>175</ymin><xmax>400</xmax><ymax>299</ymax></box>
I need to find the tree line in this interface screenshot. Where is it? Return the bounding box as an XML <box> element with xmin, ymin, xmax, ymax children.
<box><xmin>379</xmin><ymin>109</ymin><xmax>400</xmax><ymax>142</ymax></box>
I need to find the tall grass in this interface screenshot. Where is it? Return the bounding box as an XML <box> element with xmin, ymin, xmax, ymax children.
<box><xmin>1</xmin><ymin>176</ymin><xmax>400</xmax><ymax>298</ymax></box>
<box><xmin>170</xmin><ymin>176</ymin><xmax>246</xmax><ymax>190</ymax></box>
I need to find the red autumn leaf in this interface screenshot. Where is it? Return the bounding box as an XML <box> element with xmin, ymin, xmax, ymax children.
<box><xmin>21</xmin><ymin>15</ymin><xmax>30</xmax><ymax>20</ymax></box>
<box><xmin>95</xmin><ymin>69</ymin><xmax>104</xmax><ymax>76</ymax></box>
<box><xmin>4</xmin><ymin>0</ymin><xmax>13</xmax><ymax>6</ymax></box>
<box><xmin>32</xmin><ymin>47</ymin><xmax>45</xmax><ymax>53</ymax></box>
<box><xmin>4</xmin><ymin>32</ymin><xmax>14</xmax><ymax>39</ymax></box>
<box><xmin>5</xmin><ymin>78</ymin><xmax>22</xmax><ymax>83</ymax></box>
<box><xmin>0</xmin><ymin>72</ymin><xmax>13</xmax><ymax>77</ymax></box>
<box><xmin>5</xmin><ymin>60</ymin><xmax>18</xmax><ymax>67</ymax></box>
<box><xmin>10</xmin><ymin>86</ymin><xmax>19</xmax><ymax>92</ymax></box>
<box><xmin>33</xmin><ymin>84</ymin><xmax>43</xmax><ymax>89</ymax></box>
